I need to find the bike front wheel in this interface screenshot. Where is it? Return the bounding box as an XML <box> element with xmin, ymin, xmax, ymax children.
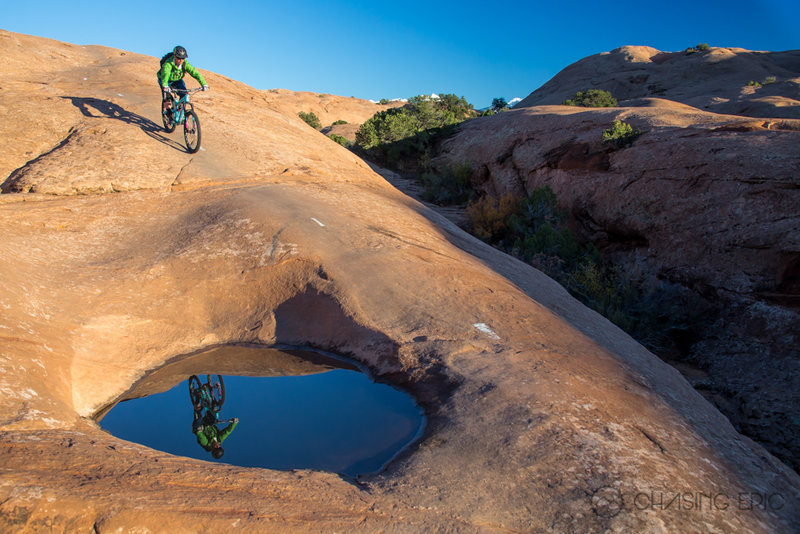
<box><xmin>184</xmin><ymin>110</ymin><xmax>201</xmax><ymax>153</ymax></box>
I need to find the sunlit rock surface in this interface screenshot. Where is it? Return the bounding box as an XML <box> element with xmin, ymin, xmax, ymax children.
<box><xmin>1</xmin><ymin>30</ymin><xmax>799</xmax><ymax>532</ymax></box>
<box><xmin>516</xmin><ymin>45</ymin><xmax>800</xmax><ymax>118</ymax></box>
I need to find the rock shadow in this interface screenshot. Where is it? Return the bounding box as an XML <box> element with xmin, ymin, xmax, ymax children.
<box><xmin>61</xmin><ymin>96</ymin><xmax>185</xmax><ymax>152</ymax></box>
<box><xmin>272</xmin><ymin>286</ymin><xmax>458</xmax><ymax>407</ymax></box>
<box><xmin>274</xmin><ymin>286</ymin><xmax>399</xmax><ymax>365</ymax></box>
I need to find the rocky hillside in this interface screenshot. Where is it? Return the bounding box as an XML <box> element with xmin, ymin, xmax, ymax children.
<box><xmin>517</xmin><ymin>45</ymin><xmax>800</xmax><ymax>118</ymax></box>
<box><xmin>1</xmin><ymin>30</ymin><xmax>799</xmax><ymax>532</ymax></box>
<box><xmin>432</xmin><ymin>48</ymin><xmax>800</xmax><ymax>472</ymax></box>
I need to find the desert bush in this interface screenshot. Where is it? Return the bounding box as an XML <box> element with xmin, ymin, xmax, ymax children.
<box><xmin>491</xmin><ymin>97</ymin><xmax>509</xmax><ymax>113</ymax></box>
<box><xmin>355</xmin><ymin>93</ymin><xmax>475</xmax><ymax>170</ymax></box>
<box><xmin>514</xmin><ymin>224</ymin><xmax>585</xmax><ymax>267</ymax></box>
<box><xmin>747</xmin><ymin>80</ymin><xmax>762</xmax><ymax>88</ymax></box>
<box><xmin>601</xmin><ymin>119</ymin><xmax>641</xmax><ymax>148</ymax></box>
<box><xmin>568</xmin><ymin>261</ymin><xmax>624</xmax><ymax>318</ymax></box>
<box><xmin>332</xmin><ymin>119</ymin><xmax>348</xmax><ymax>125</ymax></box>
<box><xmin>763</xmin><ymin>76</ymin><xmax>777</xmax><ymax>85</ymax></box>
<box><xmin>466</xmin><ymin>194</ymin><xmax>519</xmax><ymax>241</ymax></box>
<box><xmin>686</xmin><ymin>43</ymin><xmax>710</xmax><ymax>54</ymax></box>
<box><xmin>465</xmin><ymin>186</ymin><xmax>700</xmax><ymax>355</ymax></box>
<box><xmin>506</xmin><ymin>188</ymin><xmax>586</xmax><ymax>266</ymax></box>
<box><xmin>420</xmin><ymin>162</ymin><xmax>473</xmax><ymax>205</ymax></box>
<box><xmin>328</xmin><ymin>134</ymin><xmax>351</xmax><ymax>147</ymax></box>
<box><xmin>298</xmin><ymin>111</ymin><xmax>321</xmax><ymax>129</ymax></box>
<box><xmin>562</xmin><ymin>89</ymin><xmax>617</xmax><ymax>107</ymax></box>
<box><xmin>469</xmin><ymin>187</ymin><xmax>586</xmax><ymax>265</ymax></box>
<box><xmin>355</xmin><ymin>108</ymin><xmax>417</xmax><ymax>150</ymax></box>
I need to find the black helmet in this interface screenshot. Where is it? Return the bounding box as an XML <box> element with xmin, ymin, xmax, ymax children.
<box><xmin>173</xmin><ymin>46</ymin><xmax>188</xmax><ymax>59</ymax></box>
<box><xmin>212</xmin><ymin>447</ymin><xmax>224</xmax><ymax>459</ymax></box>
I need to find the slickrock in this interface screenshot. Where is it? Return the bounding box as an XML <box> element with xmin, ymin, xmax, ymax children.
<box><xmin>516</xmin><ymin>45</ymin><xmax>800</xmax><ymax>118</ymax></box>
<box><xmin>433</xmin><ymin>97</ymin><xmax>800</xmax><ymax>473</ymax></box>
<box><xmin>1</xmin><ymin>30</ymin><xmax>799</xmax><ymax>532</ymax></box>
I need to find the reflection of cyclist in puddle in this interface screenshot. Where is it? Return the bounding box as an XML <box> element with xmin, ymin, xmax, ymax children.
<box><xmin>193</xmin><ymin>411</ymin><xmax>238</xmax><ymax>459</ymax></box>
<box><xmin>188</xmin><ymin>374</ymin><xmax>238</xmax><ymax>459</ymax></box>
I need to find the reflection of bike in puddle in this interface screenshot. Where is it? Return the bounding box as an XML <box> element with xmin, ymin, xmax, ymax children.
<box><xmin>188</xmin><ymin>374</ymin><xmax>238</xmax><ymax>459</ymax></box>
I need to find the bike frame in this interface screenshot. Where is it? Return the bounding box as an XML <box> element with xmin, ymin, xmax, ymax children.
<box><xmin>199</xmin><ymin>384</ymin><xmax>221</xmax><ymax>405</ymax></box>
<box><xmin>168</xmin><ymin>87</ymin><xmax>202</xmax><ymax>125</ymax></box>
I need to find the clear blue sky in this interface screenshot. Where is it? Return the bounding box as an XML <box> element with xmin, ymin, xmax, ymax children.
<box><xmin>4</xmin><ymin>0</ymin><xmax>798</xmax><ymax>109</ymax></box>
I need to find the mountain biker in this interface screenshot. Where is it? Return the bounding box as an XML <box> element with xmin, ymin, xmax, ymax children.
<box><xmin>193</xmin><ymin>411</ymin><xmax>238</xmax><ymax>459</ymax></box>
<box><xmin>157</xmin><ymin>45</ymin><xmax>208</xmax><ymax>114</ymax></box>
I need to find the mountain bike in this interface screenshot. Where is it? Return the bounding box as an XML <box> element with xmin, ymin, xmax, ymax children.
<box><xmin>188</xmin><ymin>374</ymin><xmax>225</xmax><ymax>418</ymax></box>
<box><xmin>162</xmin><ymin>88</ymin><xmax>203</xmax><ymax>153</ymax></box>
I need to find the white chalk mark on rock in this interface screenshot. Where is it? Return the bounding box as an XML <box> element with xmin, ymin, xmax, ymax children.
<box><xmin>311</xmin><ymin>217</ymin><xmax>325</xmax><ymax>227</ymax></box>
<box><xmin>473</xmin><ymin>323</ymin><xmax>500</xmax><ymax>340</ymax></box>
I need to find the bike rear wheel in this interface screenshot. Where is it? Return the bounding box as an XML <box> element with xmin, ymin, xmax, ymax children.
<box><xmin>184</xmin><ymin>110</ymin><xmax>201</xmax><ymax>153</ymax></box>
<box><xmin>162</xmin><ymin>102</ymin><xmax>177</xmax><ymax>133</ymax></box>
<box><xmin>206</xmin><ymin>374</ymin><xmax>225</xmax><ymax>408</ymax></box>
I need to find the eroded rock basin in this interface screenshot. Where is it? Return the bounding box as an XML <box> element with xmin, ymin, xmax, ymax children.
<box><xmin>95</xmin><ymin>344</ymin><xmax>424</xmax><ymax>477</ymax></box>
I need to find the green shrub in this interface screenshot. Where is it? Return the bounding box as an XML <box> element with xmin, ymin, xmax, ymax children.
<box><xmin>355</xmin><ymin>108</ymin><xmax>418</xmax><ymax>150</ymax></box>
<box><xmin>355</xmin><ymin>93</ymin><xmax>475</xmax><ymax>170</ymax></box>
<box><xmin>562</xmin><ymin>89</ymin><xmax>617</xmax><ymax>107</ymax></box>
<box><xmin>601</xmin><ymin>119</ymin><xmax>641</xmax><ymax>148</ymax></box>
<box><xmin>420</xmin><ymin>162</ymin><xmax>473</xmax><ymax>205</ymax></box>
<box><xmin>686</xmin><ymin>43</ymin><xmax>710</xmax><ymax>54</ymax></box>
<box><xmin>328</xmin><ymin>134</ymin><xmax>351</xmax><ymax>147</ymax></box>
<box><xmin>298</xmin><ymin>111</ymin><xmax>321</xmax><ymax>129</ymax></box>
<box><xmin>332</xmin><ymin>119</ymin><xmax>348</xmax><ymax>125</ymax></box>
<box><xmin>513</xmin><ymin>224</ymin><xmax>585</xmax><ymax>267</ymax></box>
<box><xmin>763</xmin><ymin>76</ymin><xmax>777</xmax><ymax>85</ymax></box>
<box><xmin>747</xmin><ymin>80</ymin><xmax>762</xmax><ymax>88</ymax></box>
<box><xmin>378</xmin><ymin>98</ymin><xmax>391</xmax><ymax>105</ymax></box>
<box><xmin>505</xmin><ymin>187</ymin><xmax>587</xmax><ymax>267</ymax></box>
<box><xmin>465</xmin><ymin>185</ymin><xmax>698</xmax><ymax>356</ymax></box>
<box><xmin>491</xmin><ymin>97</ymin><xmax>509</xmax><ymax>112</ymax></box>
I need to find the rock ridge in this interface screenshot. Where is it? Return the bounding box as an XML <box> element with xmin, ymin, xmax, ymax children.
<box><xmin>516</xmin><ymin>45</ymin><xmax>800</xmax><ymax>118</ymax></box>
<box><xmin>432</xmin><ymin>101</ymin><xmax>800</xmax><ymax>472</ymax></box>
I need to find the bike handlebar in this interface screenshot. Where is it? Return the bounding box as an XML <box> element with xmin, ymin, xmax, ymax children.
<box><xmin>197</xmin><ymin>418</ymin><xmax>236</xmax><ymax>426</ymax></box>
<box><xmin>169</xmin><ymin>87</ymin><xmax>205</xmax><ymax>97</ymax></box>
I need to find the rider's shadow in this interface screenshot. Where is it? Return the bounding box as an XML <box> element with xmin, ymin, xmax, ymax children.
<box><xmin>62</xmin><ymin>96</ymin><xmax>187</xmax><ymax>152</ymax></box>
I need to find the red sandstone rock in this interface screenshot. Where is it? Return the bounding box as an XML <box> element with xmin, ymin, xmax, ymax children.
<box><xmin>516</xmin><ymin>45</ymin><xmax>800</xmax><ymax>119</ymax></box>
<box><xmin>1</xmin><ymin>30</ymin><xmax>799</xmax><ymax>533</ymax></box>
<box><xmin>433</xmin><ymin>99</ymin><xmax>800</xmax><ymax>472</ymax></box>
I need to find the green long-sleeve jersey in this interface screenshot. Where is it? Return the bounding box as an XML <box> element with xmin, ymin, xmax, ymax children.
<box><xmin>195</xmin><ymin>420</ymin><xmax>237</xmax><ymax>450</ymax></box>
<box><xmin>157</xmin><ymin>57</ymin><xmax>207</xmax><ymax>87</ymax></box>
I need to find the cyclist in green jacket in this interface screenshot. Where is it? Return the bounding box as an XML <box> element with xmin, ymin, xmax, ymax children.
<box><xmin>194</xmin><ymin>415</ymin><xmax>238</xmax><ymax>459</ymax></box>
<box><xmin>157</xmin><ymin>45</ymin><xmax>208</xmax><ymax>113</ymax></box>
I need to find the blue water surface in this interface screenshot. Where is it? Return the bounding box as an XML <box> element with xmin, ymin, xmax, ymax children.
<box><xmin>100</xmin><ymin>369</ymin><xmax>424</xmax><ymax>476</ymax></box>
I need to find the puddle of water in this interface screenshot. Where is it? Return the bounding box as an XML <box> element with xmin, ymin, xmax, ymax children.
<box><xmin>97</xmin><ymin>345</ymin><xmax>424</xmax><ymax>477</ymax></box>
